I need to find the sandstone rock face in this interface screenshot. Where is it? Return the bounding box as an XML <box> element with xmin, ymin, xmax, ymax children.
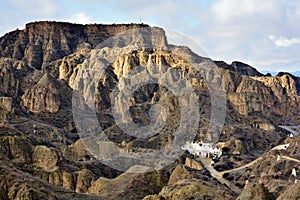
<box><xmin>32</xmin><ymin>145</ymin><xmax>59</xmax><ymax>171</ymax></box>
<box><xmin>43</xmin><ymin>51</ymin><xmax>88</xmax><ymax>88</ymax></box>
<box><xmin>34</xmin><ymin>169</ymin><xmax>94</xmax><ymax>192</ymax></box>
<box><xmin>251</xmin><ymin>120</ymin><xmax>275</xmax><ymax>131</ymax></box>
<box><xmin>215</xmin><ymin>60</ymin><xmax>263</xmax><ymax>77</ymax></box>
<box><xmin>47</xmin><ymin>171</ymin><xmax>63</xmax><ymax>186</ymax></box>
<box><xmin>228</xmin><ymin>93</ymin><xmax>263</xmax><ymax>116</ymax></box>
<box><xmin>223</xmin><ymin>138</ymin><xmax>248</xmax><ymax>155</ymax></box>
<box><xmin>89</xmin><ymin>167</ymin><xmax>167</xmax><ymax>199</ymax></box>
<box><xmin>0</xmin><ymin>136</ymin><xmax>32</xmax><ymax>164</ymax></box>
<box><xmin>57</xmin><ymin>54</ymin><xmax>86</xmax><ymax>86</ymax></box>
<box><xmin>0</xmin><ymin>21</ymin><xmax>150</xmax><ymax>69</ymax></box>
<box><xmin>0</xmin><ymin>57</ymin><xmax>37</xmax><ymax>100</ymax></box>
<box><xmin>62</xmin><ymin>139</ymin><xmax>93</xmax><ymax>161</ymax></box>
<box><xmin>277</xmin><ymin>183</ymin><xmax>300</xmax><ymax>200</ymax></box>
<box><xmin>252</xmin><ymin>73</ymin><xmax>300</xmax><ymax>100</ymax></box>
<box><xmin>0</xmin><ymin>59</ymin><xmax>17</xmax><ymax>95</ymax></box>
<box><xmin>7</xmin><ymin>184</ymin><xmax>51</xmax><ymax>200</ymax></box>
<box><xmin>0</xmin><ymin>97</ymin><xmax>13</xmax><ymax>120</ymax></box>
<box><xmin>226</xmin><ymin>75</ymin><xmax>278</xmax><ymax>116</ymax></box>
<box><xmin>259</xmin><ymin>174</ymin><xmax>273</xmax><ymax>185</ymax></box>
<box><xmin>1</xmin><ymin>21</ymin><xmax>297</xmax><ymax>124</ymax></box>
<box><xmin>236</xmin><ymin>183</ymin><xmax>273</xmax><ymax>200</ymax></box>
<box><xmin>168</xmin><ymin>165</ymin><xmax>194</xmax><ymax>185</ymax></box>
<box><xmin>22</xmin><ymin>74</ymin><xmax>61</xmax><ymax>113</ymax></box>
<box><xmin>75</xmin><ymin>169</ymin><xmax>95</xmax><ymax>193</ymax></box>
<box><xmin>231</xmin><ymin>61</ymin><xmax>263</xmax><ymax>77</ymax></box>
<box><xmin>146</xmin><ymin>179</ymin><xmax>234</xmax><ymax>200</ymax></box>
<box><xmin>0</xmin><ymin>97</ymin><xmax>12</xmax><ymax>112</ymax></box>
<box><xmin>217</xmin><ymin>68</ymin><xmax>300</xmax><ymax>121</ymax></box>
<box><xmin>145</xmin><ymin>164</ymin><xmax>236</xmax><ymax>200</ymax></box>
<box><xmin>0</xmin><ymin>156</ymin><xmax>103</xmax><ymax>200</ymax></box>
<box><xmin>184</xmin><ymin>157</ymin><xmax>203</xmax><ymax>171</ymax></box>
<box><xmin>62</xmin><ymin>171</ymin><xmax>75</xmax><ymax>190</ymax></box>
<box><xmin>206</xmin><ymin>61</ymin><xmax>300</xmax><ymax>124</ymax></box>
<box><xmin>73</xmin><ymin>48</ymin><xmax>187</xmax><ymax>113</ymax></box>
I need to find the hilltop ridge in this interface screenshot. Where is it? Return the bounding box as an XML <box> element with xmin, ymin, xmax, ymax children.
<box><xmin>0</xmin><ymin>21</ymin><xmax>149</xmax><ymax>69</ymax></box>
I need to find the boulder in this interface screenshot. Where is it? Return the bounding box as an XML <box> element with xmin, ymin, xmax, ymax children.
<box><xmin>32</xmin><ymin>145</ymin><xmax>59</xmax><ymax>171</ymax></box>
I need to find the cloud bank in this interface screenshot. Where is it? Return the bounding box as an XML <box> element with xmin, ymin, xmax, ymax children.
<box><xmin>269</xmin><ymin>35</ymin><xmax>300</xmax><ymax>47</ymax></box>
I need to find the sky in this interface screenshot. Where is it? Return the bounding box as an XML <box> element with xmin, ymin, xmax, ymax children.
<box><xmin>0</xmin><ymin>0</ymin><xmax>299</xmax><ymax>74</ymax></box>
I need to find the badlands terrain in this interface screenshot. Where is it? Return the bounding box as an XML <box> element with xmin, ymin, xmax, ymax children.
<box><xmin>0</xmin><ymin>21</ymin><xmax>299</xmax><ymax>199</ymax></box>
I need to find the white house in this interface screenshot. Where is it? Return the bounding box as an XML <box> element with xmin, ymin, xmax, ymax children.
<box><xmin>292</xmin><ymin>168</ymin><xmax>297</xmax><ymax>177</ymax></box>
<box><xmin>213</xmin><ymin>147</ymin><xmax>222</xmax><ymax>157</ymax></box>
<box><xmin>181</xmin><ymin>141</ymin><xmax>216</xmax><ymax>158</ymax></box>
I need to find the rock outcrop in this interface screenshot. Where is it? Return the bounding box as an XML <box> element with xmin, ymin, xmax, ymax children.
<box><xmin>215</xmin><ymin>60</ymin><xmax>263</xmax><ymax>77</ymax></box>
<box><xmin>144</xmin><ymin>164</ymin><xmax>235</xmax><ymax>200</ymax></box>
<box><xmin>227</xmin><ymin>75</ymin><xmax>276</xmax><ymax>116</ymax></box>
<box><xmin>0</xmin><ymin>97</ymin><xmax>12</xmax><ymax>112</ymax></box>
<box><xmin>184</xmin><ymin>157</ymin><xmax>203</xmax><ymax>171</ymax></box>
<box><xmin>236</xmin><ymin>183</ymin><xmax>273</xmax><ymax>200</ymax></box>
<box><xmin>62</xmin><ymin>139</ymin><xmax>93</xmax><ymax>161</ymax></box>
<box><xmin>0</xmin><ymin>136</ymin><xmax>32</xmax><ymax>164</ymax></box>
<box><xmin>89</xmin><ymin>166</ymin><xmax>168</xmax><ymax>199</ymax></box>
<box><xmin>21</xmin><ymin>73</ymin><xmax>72</xmax><ymax>113</ymax></box>
<box><xmin>277</xmin><ymin>183</ymin><xmax>300</xmax><ymax>200</ymax></box>
<box><xmin>32</xmin><ymin>145</ymin><xmax>59</xmax><ymax>171</ymax></box>
<box><xmin>168</xmin><ymin>165</ymin><xmax>194</xmax><ymax>185</ymax></box>
<box><xmin>0</xmin><ymin>58</ymin><xmax>17</xmax><ymax>95</ymax></box>
<box><xmin>75</xmin><ymin>169</ymin><xmax>95</xmax><ymax>193</ymax></box>
<box><xmin>22</xmin><ymin>74</ymin><xmax>60</xmax><ymax>113</ymax></box>
<box><xmin>0</xmin><ymin>155</ymin><xmax>104</xmax><ymax>200</ymax></box>
<box><xmin>0</xmin><ymin>21</ymin><xmax>150</xmax><ymax>69</ymax></box>
<box><xmin>0</xmin><ymin>97</ymin><xmax>13</xmax><ymax>120</ymax></box>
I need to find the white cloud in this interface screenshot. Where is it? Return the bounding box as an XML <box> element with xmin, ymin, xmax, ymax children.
<box><xmin>210</xmin><ymin>0</ymin><xmax>280</xmax><ymax>24</ymax></box>
<box><xmin>0</xmin><ymin>0</ymin><xmax>63</xmax><ymax>36</ymax></box>
<box><xmin>10</xmin><ymin>0</ymin><xmax>59</xmax><ymax>17</ymax></box>
<box><xmin>269</xmin><ymin>35</ymin><xmax>300</xmax><ymax>47</ymax></box>
<box><xmin>116</xmin><ymin>0</ymin><xmax>205</xmax><ymax>31</ymax></box>
<box><xmin>211</xmin><ymin>0</ymin><xmax>254</xmax><ymax>23</ymax></box>
<box><xmin>195</xmin><ymin>0</ymin><xmax>300</xmax><ymax>73</ymax></box>
<box><xmin>67</xmin><ymin>12</ymin><xmax>94</xmax><ymax>24</ymax></box>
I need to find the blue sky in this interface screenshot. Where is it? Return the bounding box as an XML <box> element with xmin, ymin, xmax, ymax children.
<box><xmin>0</xmin><ymin>0</ymin><xmax>299</xmax><ymax>73</ymax></box>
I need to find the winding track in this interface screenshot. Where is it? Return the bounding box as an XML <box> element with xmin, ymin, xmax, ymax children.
<box><xmin>279</xmin><ymin>125</ymin><xmax>299</xmax><ymax>136</ymax></box>
<box><xmin>198</xmin><ymin>158</ymin><xmax>242</xmax><ymax>194</ymax></box>
<box><xmin>281</xmin><ymin>156</ymin><xmax>300</xmax><ymax>163</ymax></box>
<box><xmin>198</xmin><ymin>126</ymin><xmax>299</xmax><ymax>194</ymax></box>
<box><xmin>220</xmin><ymin>156</ymin><xmax>263</xmax><ymax>176</ymax></box>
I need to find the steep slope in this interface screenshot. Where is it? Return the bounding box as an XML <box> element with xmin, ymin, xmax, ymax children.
<box><xmin>215</xmin><ymin>60</ymin><xmax>263</xmax><ymax>77</ymax></box>
<box><xmin>0</xmin><ymin>21</ymin><xmax>299</xmax><ymax>199</ymax></box>
<box><xmin>0</xmin><ymin>21</ymin><xmax>149</xmax><ymax>69</ymax></box>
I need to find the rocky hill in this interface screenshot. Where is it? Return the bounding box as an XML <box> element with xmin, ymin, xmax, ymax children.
<box><xmin>0</xmin><ymin>21</ymin><xmax>299</xmax><ymax>199</ymax></box>
<box><xmin>0</xmin><ymin>21</ymin><xmax>149</xmax><ymax>70</ymax></box>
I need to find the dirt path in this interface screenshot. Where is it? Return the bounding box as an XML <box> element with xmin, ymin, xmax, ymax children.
<box><xmin>197</xmin><ymin>139</ymin><xmax>299</xmax><ymax>195</ymax></box>
<box><xmin>281</xmin><ymin>156</ymin><xmax>300</xmax><ymax>163</ymax></box>
<box><xmin>279</xmin><ymin>125</ymin><xmax>299</xmax><ymax>136</ymax></box>
<box><xmin>220</xmin><ymin>156</ymin><xmax>263</xmax><ymax>175</ymax></box>
<box><xmin>198</xmin><ymin>158</ymin><xmax>241</xmax><ymax>194</ymax></box>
